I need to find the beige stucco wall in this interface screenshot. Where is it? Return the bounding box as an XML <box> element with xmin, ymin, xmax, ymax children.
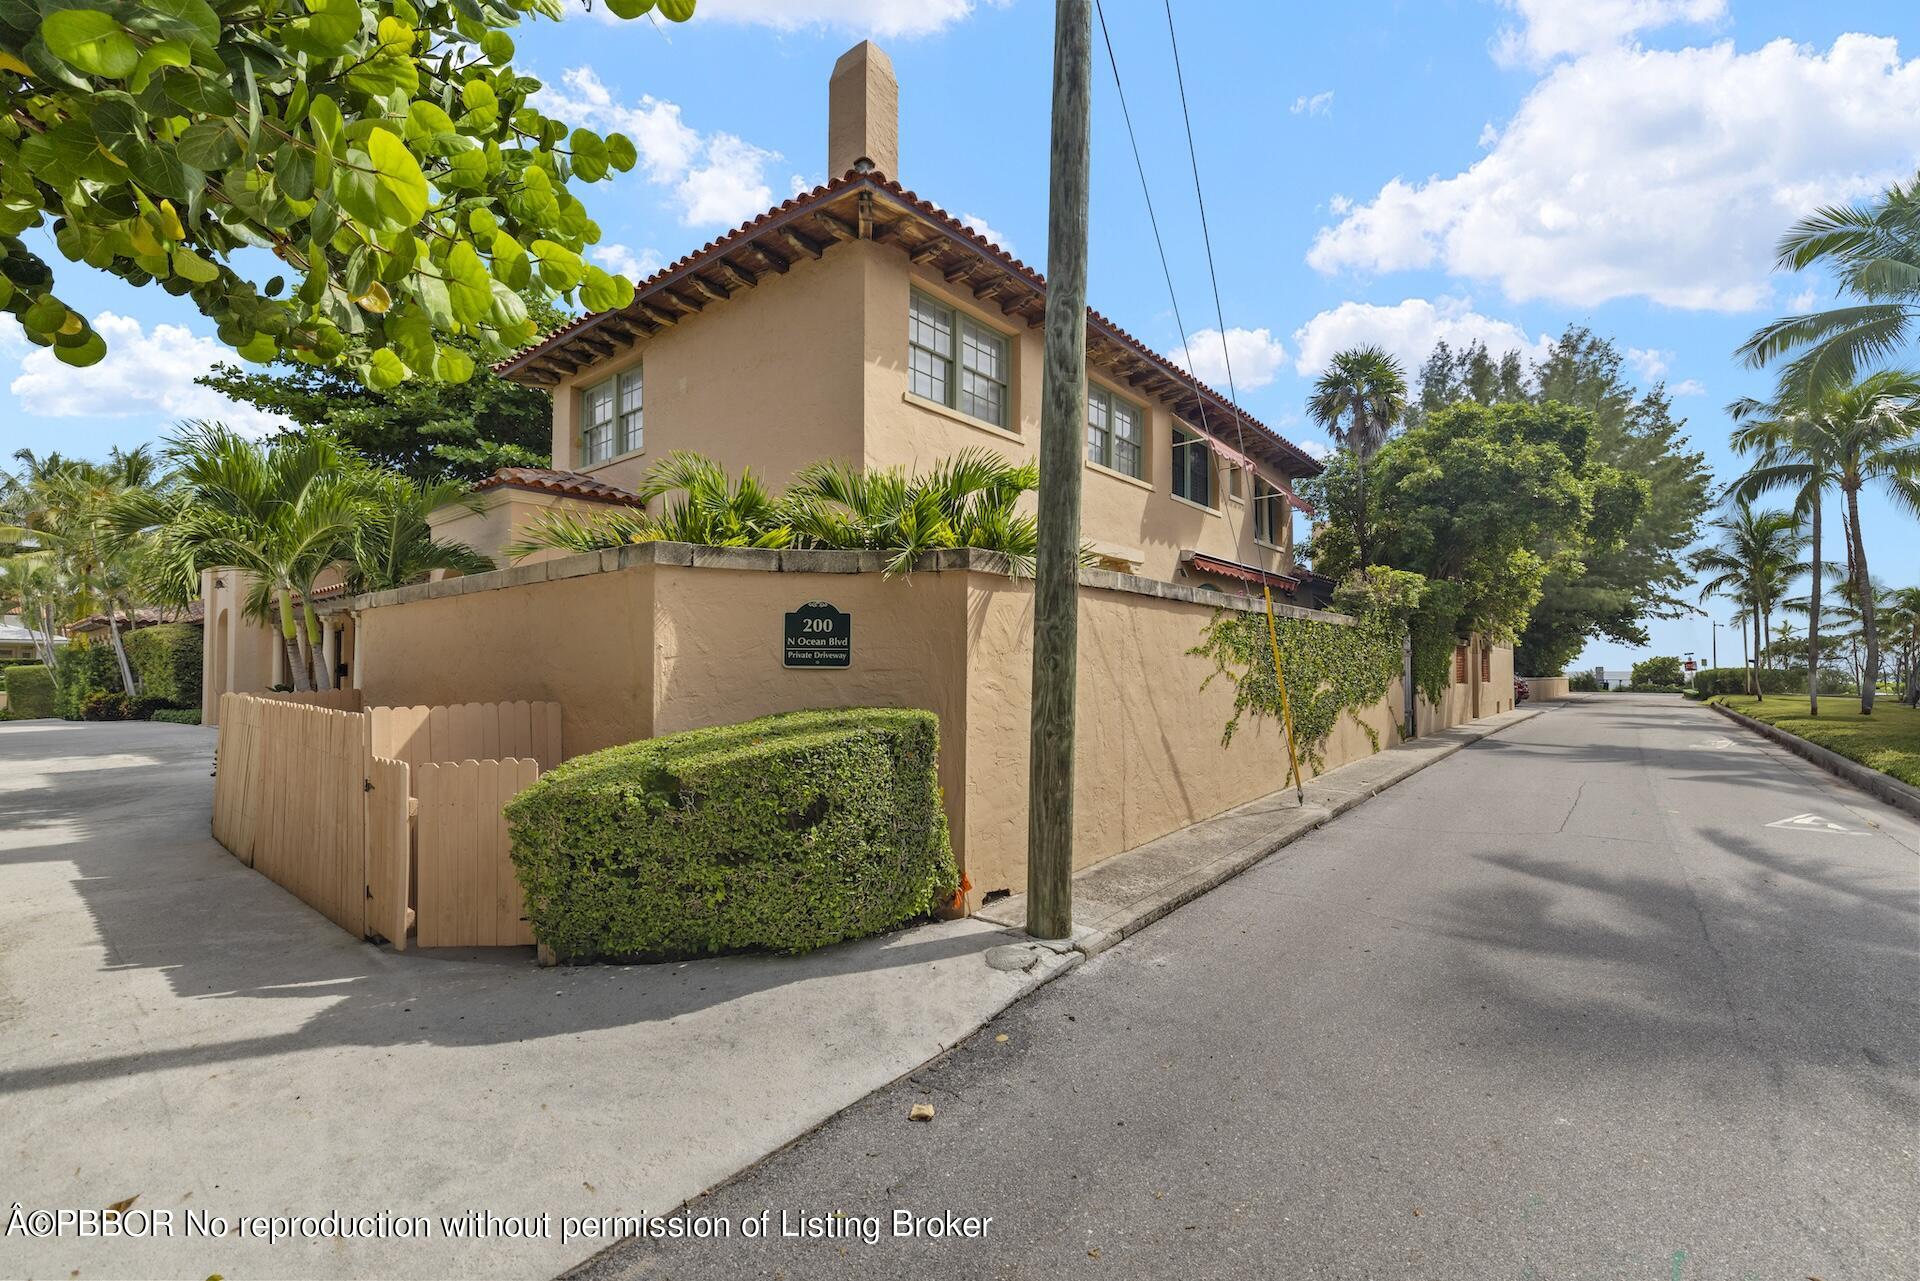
<box><xmin>548</xmin><ymin>248</ymin><xmax>866</xmax><ymax>497</ymax></box>
<box><xmin>200</xmin><ymin>568</ymin><xmax>283</xmax><ymax>726</ymax></box>
<box><xmin>346</xmin><ymin>549</ymin><xmax>1503</xmax><ymax>913</ymax></box>
<box><xmin>428</xmin><ymin>488</ymin><xmax>611</xmax><ymax>568</ymax></box>
<box><xmin>1524</xmin><ymin>675</ymin><xmax>1572</xmax><ymax>700</ymax></box>
<box><xmin>528</xmin><ymin>239</ymin><xmax>1310</xmax><ymax>601</ymax></box>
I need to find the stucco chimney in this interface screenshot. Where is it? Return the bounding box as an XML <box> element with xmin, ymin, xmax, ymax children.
<box><xmin>828</xmin><ymin>41</ymin><xmax>898</xmax><ymax>177</ymax></box>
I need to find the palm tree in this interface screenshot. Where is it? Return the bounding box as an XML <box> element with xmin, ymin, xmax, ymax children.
<box><xmin>340</xmin><ymin>473</ymin><xmax>493</xmax><ymax>594</ymax></box>
<box><xmin>119</xmin><ymin>423</ymin><xmax>364</xmax><ymax>692</ymax></box>
<box><xmin>785</xmin><ymin>448</ymin><xmax>1042</xmax><ymax>577</ymax></box>
<box><xmin>1690</xmin><ymin>501</ymin><xmax>1808</xmax><ymax>698</ymax></box>
<box><xmin>1739</xmin><ymin>175</ymin><xmax>1920</xmax><ymax>397</ymax></box>
<box><xmin>1729</xmin><ymin>397</ymin><xmax>1833</xmax><ymax>713</ymax></box>
<box><xmin>1306</xmin><ymin>346</ymin><xmax>1408</xmax><ymax>565</ymax></box>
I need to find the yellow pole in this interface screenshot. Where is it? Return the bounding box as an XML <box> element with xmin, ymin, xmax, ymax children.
<box><xmin>1262</xmin><ymin>586</ymin><xmax>1306</xmax><ymax>803</ymax></box>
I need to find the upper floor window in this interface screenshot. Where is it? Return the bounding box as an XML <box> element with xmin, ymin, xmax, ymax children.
<box><xmin>1253</xmin><ymin>475</ymin><xmax>1284</xmax><ymax>547</ymax></box>
<box><xmin>579</xmin><ymin>366</ymin><xmax>642</xmax><ymax>466</ymax></box>
<box><xmin>1086</xmin><ymin>385</ymin><xmax>1144</xmax><ymax>478</ymax></box>
<box><xmin>1171</xmin><ymin>426</ymin><xmax>1212</xmax><ymax>507</ymax></box>
<box><xmin>910</xmin><ymin>290</ymin><xmax>1009</xmax><ymax>429</ymax></box>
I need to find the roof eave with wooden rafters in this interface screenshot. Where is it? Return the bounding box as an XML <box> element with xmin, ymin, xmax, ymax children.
<box><xmin>494</xmin><ymin>170</ymin><xmax>1323</xmax><ymax>478</ymax></box>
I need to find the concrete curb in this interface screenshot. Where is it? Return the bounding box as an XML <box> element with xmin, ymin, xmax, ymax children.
<box><xmin>1709</xmin><ymin>700</ymin><xmax>1920</xmax><ymax>822</ymax></box>
<box><xmin>976</xmin><ymin>701</ymin><xmax>1553</xmax><ymax>960</ymax></box>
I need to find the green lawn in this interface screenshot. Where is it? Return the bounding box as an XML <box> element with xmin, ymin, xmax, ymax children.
<box><xmin>1711</xmin><ymin>694</ymin><xmax>1920</xmax><ymax>788</ymax></box>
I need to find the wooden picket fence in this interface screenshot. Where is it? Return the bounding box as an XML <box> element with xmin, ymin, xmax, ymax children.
<box><xmin>212</xmin><ymin>692</ymin><xmax>561</xmax><ymax>951</ymax></box>
<box><xmin>258</xmin><ymin>688</ymin><xmax>366</xmax><ymax>712</ymax></box>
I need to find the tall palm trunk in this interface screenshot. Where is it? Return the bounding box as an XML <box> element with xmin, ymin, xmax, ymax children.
<box><xmin>1845</xmin><ymin>483</ymin><xmax>1877</xmax><ymax>713</ymax></box>
<box><xmin>105</xmin><ymin>602</ymin><xmax>138</xmax><ymax>697</ymax></box>
<box><xmin>275</xmin><ymin>587</ymin><xmax>310</xmax><ymax>692</ymax></box>
<box><xmin>1806</xmin><ymin>485</ymin><xmax>1820</xmax><ymax>715</ymax></box>
<box><xmin>304</xmin><ymin>603</ymin><xmax>332</xmax><ymax>691</ymax></box>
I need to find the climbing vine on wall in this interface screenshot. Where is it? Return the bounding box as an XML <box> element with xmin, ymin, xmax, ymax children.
<box><xmin>1189</xmin><ymin>594</ymin><xmax>1407</xmax><ymax>770</ymax></box>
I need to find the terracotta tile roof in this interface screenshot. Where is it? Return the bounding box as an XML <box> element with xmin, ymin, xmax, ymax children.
<box><xmin>496</xmin><ymin>170</ymin><xmax>1322</xmax><ymax>476</ymax></box>
<box><xmin>64</xmin><ymin>602</ymin><xmax>205</xmax><ymax>636</ymax></box>
<box><xmin>1180</xmin><ymin>551</ymin><xmax>1300</xmax><ymax>594</ymax></box>
<box><xmin>470</xmin><ymin>466</ymin><xmax>647</xmax><ymax>506</ymax></box>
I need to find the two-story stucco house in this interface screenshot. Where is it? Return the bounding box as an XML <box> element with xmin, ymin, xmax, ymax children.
<box><xmin>437</xmin><ymin>41</ymin><xmax>1325</xmax><ymax>602</ymax></box>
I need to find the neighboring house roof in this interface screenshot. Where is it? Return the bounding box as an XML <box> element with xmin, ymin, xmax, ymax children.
<box><xmin>1180</xmin><ymin>551</ymin><xmax>1300</xmax><ymax>594</ymax></box>
<box><xmin>0</xmin><ymin>619</ymin><xmax>66</xmax><ymax>646</ymax></box>
<box><xmin>64</xmin><ymin>602</ymin><xmax>205</xmax><ymax>637</ymax></box>
<box><xmin>470</xmin><ymin>467</ymin><xmax>648</xmax><ymax>507</ymax></box>
<box><xmin>495</xmin><ymin>169</ymin><xmax>1322</xmax><ymax>478</ymax></box>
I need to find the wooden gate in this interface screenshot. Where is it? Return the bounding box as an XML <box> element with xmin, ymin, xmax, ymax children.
<box><xmin>213</xmin><ymin>694</ymin><xmax>557</xmax><ymax>950</ymax></box>
<box><xmin>414</xmin><ymin>758</ymin><xmax>540</xmax><ymax>948</ymax></box>
<box><xmin>368</xmin><ymin>701</ymin><xmax>563</xmax><ymax>771</ymax></box>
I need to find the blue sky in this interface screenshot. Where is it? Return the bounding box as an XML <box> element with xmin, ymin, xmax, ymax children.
<box><xmin>4</xmin><ymin>0</ymin><xmax>1917</xmax><ymax>673</ymax></box>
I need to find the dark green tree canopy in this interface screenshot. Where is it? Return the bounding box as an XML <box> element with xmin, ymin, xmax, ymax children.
<box><xmin>197</xmin><ymin>300</ymin><xmax>570</xmax><ymax>482</ymax></box>
<box><xmin>1305</xmin><ymin>398</ymin><xmax>1645</xmax><ymax>651</ymax></box>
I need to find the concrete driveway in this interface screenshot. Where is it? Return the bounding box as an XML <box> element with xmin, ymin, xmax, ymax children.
<box><xmin>577</xmin><ymin>695</ymin><xmax>1920</xmax><ymax>1281</ymax></box>
<box><xmin>0</xmin><ymin>720</ymin><xmax>1073</xmax><ymax>1280</ymax></box>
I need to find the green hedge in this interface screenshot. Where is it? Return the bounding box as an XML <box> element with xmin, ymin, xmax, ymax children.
<box><xmin>53</xmin><ymin>641</ymin><xmax>120</xmax><ymax>719</ymax></box>
<box><xmin>2</xmin><ymin>663</ymin><xmax>56</xmax><ymax>719</ymax></box>
<box><xmin>149</xmin><ymin>708</ymin><xmax>203</xmax><ymax>725</ymax></box>
<box><xmin>505</xmin><ymin>707</ymin><xmax>959</xmax><ymax>962</ymax></box>
<box><xmin>1692</xmin><ymin>666</ymin><xmax>1806</xmax><ymax>696</ymax></box>
<box><xmin>123</xmin><ymin>624</ymin><xmax>201</xmax><ymax>709</ymax></box>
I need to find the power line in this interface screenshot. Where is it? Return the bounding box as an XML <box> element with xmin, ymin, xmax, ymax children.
<box><xmin>1093</xmin><ymin>0</ymin><xmax>1252</xmax><ymax>551</ymax></box>
<box><xmin>1161</xmin><ymin>0</ymin><xmax>1256</xmax><ymax>468</ymax></box>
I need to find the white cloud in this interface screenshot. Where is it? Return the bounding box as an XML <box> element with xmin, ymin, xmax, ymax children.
<box><xmin>1290</xmin><ymin>297</ymin><xmax>1550</xmax><ymax>378</ymax></box>
<box><xmin>1626</xmin><ymin>346</ymin><xmax>1671</xmax><ymax>380</ymax></box>
<box><xmin>1308</xmin><ymin>34</ymin><xmax>1920</xmax><ymax>312</ymax></box>
<box><xmin>1164</xmin><ymin>327</ymin><xmax>1288</xmax><ymax>391</ymax></box>
<box><xmin>1290</xmin><ymin>90</ymin><xmax>1334</xmax><ymax>117</ymax></box>
<box><xmin>1493</xmin><ymin>0</ymin><xmax>1727</xmax><ymax>68</ymax></box>
<box><xmin>540</xmin><ymin>68</ymin><xmax>778</xmax><ymax>228</ymax></box>
<box><xmin>7</xmin><ymin>312</ymin><xmax>290</xmax><ymax>437</ymax></box>
<box><xmin>1786</xmin><ymin>285</ymin><xmax>1818</xmax><ymax>311</ymax></box>
<box><xmin>1670</xmin><ymin>378</ymin><xmax>1707</xmax><ymax>396</ymax></box>
<box><xmin>592</xmin><ymin>244</ymin><xmax>664</xmax><ymax>280</ymax></box>
<box><xmin>959</xmin><ymin>213</ymin><xmax>1014</xmax><ymax>257</ymax></box>
<box><xmin>0</xmin><ymin>313</ymin><xmax>24</xmax><ymax>357</ymax></box>
<box><xmin>1297</xmin><ymin>439</ymin><xmax>1333</xmax><ymax>461</ymax></box>
<box><xmin>581</xmin><ymin>0</ymin><xmax>987</xmax><ymax>37</ymax></box>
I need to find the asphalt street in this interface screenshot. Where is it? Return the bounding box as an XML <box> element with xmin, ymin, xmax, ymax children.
<box><xmin>571</xmin><ymin>695</ymin><xmax>1920</xmax><ymax>1281</ymax></box>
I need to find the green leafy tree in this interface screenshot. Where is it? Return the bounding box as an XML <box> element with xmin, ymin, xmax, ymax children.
<box><xmin>1304</xmin><ymin>400</ymin><xmax>1642</xmax><ymax>664</ymax></box>
<box><xmin>1410</xmin><ymin>328</ymin><xmax>1712</xmax><ymax>676</ymax></box>
<box><xmin>0</xmin><ymin>0</ymin><xmax>694</xmax><ymax>383</ymax></box>
<box><xmin>1630</xmin><ymin>655</ymin><xmax>1684</xmax><ymax>688</ymax></box>
<box><xmin>195</xmin><ymin>298</ymin><xmax>570</xmax><ymax>481</ymax></box>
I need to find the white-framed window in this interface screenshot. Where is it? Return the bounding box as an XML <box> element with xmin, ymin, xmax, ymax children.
<box><xmin>1227</xmin><ymin>466</ymin><xmax>1244</xmax><ymax>502</ymax></box>
<box><xmin>579</xmin><ymin>366</ymin><xmax>642</xmax><ymax>466</ymax></box>
<box><xmin>1253</xmin><ymin>474</ymin><xmax>1285</xmax><ymax>547</ymax></box>
<box><xmin>1086</xmin><ymin>384</ymin><xmax>1145</xmax><ymax>478</ymax></box>
<box><xmin>910</xmin><ymin>290</ymin><xmax>1009</xmax><ymax>428</ymax></box>
<box><xmin>1171</xmin><ymin>426</ymin><xmax>1212</xmax><ymax>507</ymax></box>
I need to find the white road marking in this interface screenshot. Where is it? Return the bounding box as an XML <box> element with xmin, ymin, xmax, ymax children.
<box><xmin>1765</xmin><ymin>812</ymin><xmax>1868</xmax><ymax>835</ymax></box>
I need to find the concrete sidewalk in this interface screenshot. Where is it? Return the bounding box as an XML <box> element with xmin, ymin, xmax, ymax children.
<box><xmin>0</xmin><ymin>720</ymin><xmax>1075</xmax><ymax>1281</ymax></box>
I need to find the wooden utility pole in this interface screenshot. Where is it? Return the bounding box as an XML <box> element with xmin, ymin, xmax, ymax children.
<box><xmin>1026</xmin><ymin>0</ymin><xmax>1092</xmax><ymax>941</ymax></box>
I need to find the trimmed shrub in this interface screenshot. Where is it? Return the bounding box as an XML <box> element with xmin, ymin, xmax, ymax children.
<box><xmin>2</xmin><ymin>663</ymin><xmax>56</xmax><ymax>719</ymax></box>
<box><xmin>149</xmin><ymin>708</ymin><xmax>203</xmax><ymax>725</ymax></box>
<box><xmin>123</xmin><ymin>623</ymin><xmax>202</xmax><ymax>709</ymax></box>
<box><xmin>506</xmin><ymin>708</ymin><xmax>959</xmax><ymax>962</ymax></box>
<box><xmin>80</xmin><ymin>690</ymin><xmax>132</xmax><ymax>721</ymax></box>
<box><xmin>1569</xmin><ymin>673</ymin><xmax>1601</xmax><ymax>692</ymax></box>
<box><xmin>53</xmin><ymin>640</ymin><xmax>120</xmax><ymax>719</ymax></box>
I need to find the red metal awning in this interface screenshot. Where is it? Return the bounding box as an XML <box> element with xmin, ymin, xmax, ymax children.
<box><xmin>1179</xmin><ymin>551</ymin><xmax>1300</xmax><ymax>594</ymax></box>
